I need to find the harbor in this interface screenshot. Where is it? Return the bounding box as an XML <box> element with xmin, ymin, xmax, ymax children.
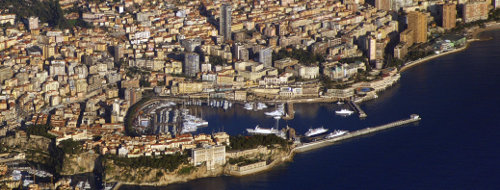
<box><xmin>294</xmin><ymin>114</ymin><xmax>421</xmax><ymax>153</ymax></box>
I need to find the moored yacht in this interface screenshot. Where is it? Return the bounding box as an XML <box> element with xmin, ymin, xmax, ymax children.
<box><xmin>325</xmin><ymin>130</ymin><xmax>348</xmax><ymax>139</ymax></box>
<box><xmin>246</xmin><ymin>125</ymin><xmax>281</xmax><ymax>135</ymax></box>
<box><xmin>305</xmin><ymin>127</ymin><xmax>329</xmax><ymax>137</ymax></box>
<box><xmin>335</xmin><ymin>109</ymin><xmax>354</xmax><ymax>116</ymax></box>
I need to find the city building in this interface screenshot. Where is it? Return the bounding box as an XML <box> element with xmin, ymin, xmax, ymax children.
<box><xmin>114</xmin><ymin>45</ymin><xmax>124</xmax><ymax>63</ymax></box>
<box><xmin>373</xmin><ymin>0</ymin><xmax>391</xmax><ymax>11</ymax></box>
<box><xmin>182</xmin><ymin>38</ymin><xmax>202</xmax><ymax>52</ymax></box>
<box><xmin>184</xmin><ymin>53</ymin><xmax>200</xmax><ymax>77</ymax></box>
<box><xmin>407</xmin><ymin>11</ymin><xmax>428</xmax><ymax>43</ymax></box>
<box><xmin>220</xmin><ymin>3</ymin><xmax>232</xmax><ymax>42</ymax></box>
<box><xmin>462</xmin><ymin>1</ymin><xmax>488</xmax><ymax>23</ymax></box>
<box><xmin>442</xmin><ymin>4</ymin><xmax>456</xmax><ymax>30</ymax></box>
<box><xmin>259</xmin><ymin>47</ymin><xmax>273</xmax><ymax>68</ymax></box>
<box><xmin>191</xmin><ymin>145</ymin><xmax>226</xmax><ymax>170</ymax></box>
<box><xmin>28</xmin><ymin>17</ymin><xmax>39</xmax><ymax>30</ymax></box>
<box><xmin>367</xmin><ymin>36</ymin><xmax>377</xmax><ymax>62</ymax></box>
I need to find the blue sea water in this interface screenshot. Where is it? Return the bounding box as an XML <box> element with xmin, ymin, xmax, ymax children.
<box><xmin>123</xmin><ymin>30</ymin><xmax>500</xmax><ymax>190</ymax></box>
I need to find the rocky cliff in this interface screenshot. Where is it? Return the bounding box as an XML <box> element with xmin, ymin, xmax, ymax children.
<box><xmin>104</xmin><ymin>159</ymin><xmax>224</xmax><ymax>186</ymax></box>
<box><xmin>60</xmin><ymin>152</ymin><xmax>99</xmax><ymax>175</ymax></box>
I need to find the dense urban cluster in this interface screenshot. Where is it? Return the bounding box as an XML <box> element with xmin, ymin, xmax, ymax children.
<box><xmin>0</xmin><ymin>0</ymin><xmax>498</xmax><ymax>189</ymax></box>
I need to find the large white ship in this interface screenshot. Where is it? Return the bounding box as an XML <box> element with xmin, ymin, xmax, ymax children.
<box><xmin>325</xmin><ymin>130</ymin><xmax>348</xmax><ymax>139</ymax></box>
<box><xmin>246</xmin><ymin>125</ymin><xmax>281</xmax><ymax>135</ymax></box>
<box><xmin>305</xmin><ymin>127</ymin><xmax>329</xmax><ymax>137</ymax></box>
<box><xmin>335</xmin><ymin>109</ymin><xmax>354</xmax><ymax>116</ymax></box>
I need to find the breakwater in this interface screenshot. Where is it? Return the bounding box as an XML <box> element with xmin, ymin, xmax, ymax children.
<box><xmin>294</xmin><ymin>114</ymin><xmax>421</xmax><ymax>153</ymax></box>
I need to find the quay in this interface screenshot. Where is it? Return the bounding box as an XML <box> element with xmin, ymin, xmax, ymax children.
<box><xmin>282</xmin><ymin>102</ymin><xmax>295</xmax><ymax>120</ymax></box>
<box><xmin>294</xmin><ymin>114</ymin><xmax>421</xmax><ymax>153</ymax></box>
<box><xmin>349</xmin><ymin>101</ymin><xmax>367</xmax><ymax>118</ymax></box>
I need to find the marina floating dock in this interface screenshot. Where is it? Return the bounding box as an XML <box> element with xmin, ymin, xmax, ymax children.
<box><xmin>294</xmin><ymin>114</ymin><xmax>421</xmax><ymax>153</ymax></box>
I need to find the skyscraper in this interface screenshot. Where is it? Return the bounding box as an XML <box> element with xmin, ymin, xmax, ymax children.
<box><xmin>220</xmin><ymin>3</ymin><xmax>232</xmax><ymax>42</ymax></box>
<box><xmin>114</xmin><ymin>45</ymin><xmax>124</xmax><ymax>63</ymax></box>
<box><xmin>407</xmin><ymin>11</ymin><xmax>427</xmax><ymax>44</ymax></box>
<box><xmin>184</xmin><ymin>53</ymin><xmax>200</xmax><ymax>77</ymax></box>
<box><xmin>367</xmin><ymin>36</ymin><xmax>377</xmax><ymax>62</ymax></box>
<box><xmin>442</xmin><ymin>3</ymin><xmax>456</xmax><ymax>30</ymax></box>
<box><xmin>259</xmin><ymin>47</ymin><xmax>273</xmax><ymax>68</ymax></box>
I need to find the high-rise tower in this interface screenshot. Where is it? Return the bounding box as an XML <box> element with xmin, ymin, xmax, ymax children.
<box><xmin>220</xmin><ymin>3</ymin><xmax>232</xmax><ymax>42</ymax></box>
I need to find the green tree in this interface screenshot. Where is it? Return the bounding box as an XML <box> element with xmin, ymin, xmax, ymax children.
<box><xmin>26</xmin><ymin>124</ymin><xmax>56</xmax><ymax>139</ymax></box>
<box><xmin>209</xmin><ymin>55</ymin><xmax>227</xmax><ymax>66</ymax></box>
<box><xmin>58</xmin><ymin>139</ymin><xmax>82</xmax><ymax>155</ymax></box>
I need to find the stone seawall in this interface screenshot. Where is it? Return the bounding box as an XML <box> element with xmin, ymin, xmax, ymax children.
<box><xmin>294</xmin><ymin>115</ymin><xmax>421</xmax><ymax>153</ymax></box>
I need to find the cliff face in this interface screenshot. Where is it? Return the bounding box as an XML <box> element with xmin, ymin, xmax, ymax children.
<box><xmin>102</xmin><ymin>147</ymin><xmax>293</xmax><ymax>186</ymax></box>
<box><xmin>0</xmin><ymin>134</ymin><xmax>51</xmax><ymax>151</ymax></box>
<box><xmin>60</xmin><ymin>152</ymin><xmax>99</xmax><ymax>175</ymax></box>
<box><xmin>104</xmin><ymin>159</ymin><xmax>224</xmax><ymax>186</ymax></box>
<box><xmin>0</xmin><ymin>134</ymin><xmax>52</xmax><ymax>165</ymax></box>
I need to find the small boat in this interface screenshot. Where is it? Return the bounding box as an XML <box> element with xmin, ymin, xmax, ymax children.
<box><xmin>335</xmin><ymin>109</ymin><xmax>354</xmax><ymax>116</ymax></box>
<box><xmin>337</xmin><ymin>101</ymin><xmax>344</xmax><ymax>105</ymax></box>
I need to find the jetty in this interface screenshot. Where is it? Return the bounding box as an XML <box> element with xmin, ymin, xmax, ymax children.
<box><xmin>282</xmin><ymin>102</ymin><xmax>295</xmax><ymax>120</ymax></box>
<box><xmin>294</xmin><ymin>114</ymin><xmax>421</xmax><ymax>153</ymax></box>
<box><xmin>349</xmin><ymin>101</ymin><xmax>367</xmax><ymax>118</ymax></box>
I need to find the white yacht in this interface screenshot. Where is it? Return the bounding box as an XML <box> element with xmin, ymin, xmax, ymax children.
<box><xmin>305</xmin><ymin>127</ymin><xmax>329</xmax><ymax>137</ymax></box>
<box><xmin>325</xmin><ymin>130</ymin><xmax>348</xmax><ymax>139</ymax></box>
<box><xmin>335</xmin><ymin>109</ymin><xmax>354</xmax><ymax>116</ymax></box>
<box><xmin>265</xmin><ymin>104</ymin><xmax>284</xmax><ymax>116</ymax></box>
<box><xmin>246</xmin><ymin>125</ymin><xmax>280</xmax><ymax>135</ymax></box>
<box><xmin>244</xmin><ymin>102</ymin><xmax>254</xmax><ymax>110</ymax></box>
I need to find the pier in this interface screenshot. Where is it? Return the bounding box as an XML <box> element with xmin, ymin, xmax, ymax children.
<box><xmin>349</xmin><ymin>101</ymin><xmax>367</xmax><ymax>118</ymax></box>
<box><xmin>294</xmin><ymin>114</ymin><xmax>421</xmax><ymax>153</ymax></box>
<box><xmin>282</xmin><ymin>102</ymin><xmax>295</xmax><ymax>120</ymax></box>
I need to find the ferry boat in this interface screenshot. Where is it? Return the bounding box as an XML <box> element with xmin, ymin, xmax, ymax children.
<box><xmin>305</xmin><ymin>127</ymin><xmax>329</xmax><ymax>137</ymax></box>
<box><xmin>246</xmin><ymin>125</ymin><xmax>281</xmax><ymax>135</ymax></box>
<box><xmin>325</xmin><ymin>130</ymin><xmax>348</xmax><ymax>139</ymax></box>
<box><xmin>335</xmin><ymin>109</ymin><xmax>354</xmax><ymax>116</ymax></box>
